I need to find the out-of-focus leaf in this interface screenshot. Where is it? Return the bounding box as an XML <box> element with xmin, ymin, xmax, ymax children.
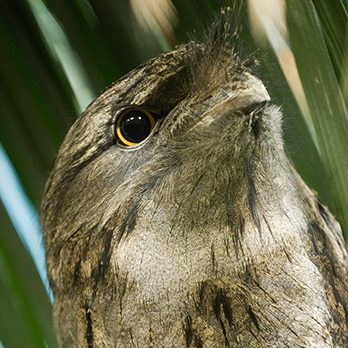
<box><xmin>312</xmin><ymin>0</ymin><xmax>348</xmax><ymax>80</ymax></box>
<box><xmin>42</xmin><ymin>0</ymin><xmax>122</xmax><ymax>91</ymax></box>
<box><xmin>88</xmin><ymin>0</ymin><xmax>153</xmax><ymax>68</ymax></box>
<box><xmin>0</xmin><ymin>201</ymin><xmax>57</xmax><ymax>348</ymax></box>
<box><xmin>0</xmin><ymin>0</ymin><xmax>77</xmax><ymax>206</ymax></box>
<box><xmin>130</xmin><ymin>0</ymin><xmax>178</xmax><ymax>50</ymax></box>
<box><xmin>27</xmin><ymin>0</ymin><xmax>96</xmax><ymax>112</ymax></box>
<box><xmin>287</xmin><ymin>0</ymin><xmax>348</xmax><ymax>236</ymax></box>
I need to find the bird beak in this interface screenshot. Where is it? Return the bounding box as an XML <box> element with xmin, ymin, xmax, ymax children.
<box><xmin>195</xmin><ymin>73</ymin><xmax>271</xmax><ymax>129</ymax></box>
<box><xmin>233</xmin><ymin>72</ymin><xmax>271</xmax><ymax>111</ymax></box>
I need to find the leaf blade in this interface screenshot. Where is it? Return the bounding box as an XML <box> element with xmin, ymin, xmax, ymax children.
<box><xmin>287</xmin><ymin>0</ymin><xmax>348</xmax><ymax>236</ymax></box>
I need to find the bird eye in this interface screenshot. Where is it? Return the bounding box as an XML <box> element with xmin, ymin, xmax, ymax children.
<box><xmin>115</xmin><ymin>107</ymin><xmax>156</xmax><ymax>146</ymax></box>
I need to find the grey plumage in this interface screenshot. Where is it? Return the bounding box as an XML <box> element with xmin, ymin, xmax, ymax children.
<box><xmin>41</xmin><ymin>13</ymin><xmax>348</xmax><ymax>347</ymax></box>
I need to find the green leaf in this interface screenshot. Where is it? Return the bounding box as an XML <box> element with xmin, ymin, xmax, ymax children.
<box><xmin>0</xmin><ymin>201</ymin><xmax>57</xmax><ymax>348</ymax></box>
<box><xmin>312</xmin><ymin>0</ymin><xmax>348</xmax><ymax>80</ymax></box>
<box><xmin>0</xmin><ymin>0</ymin><xmax>77</xmax><ymax>206</ymax></box>
<box><xmin>287</xmin><ymin>0</ymin><xmax>348</xmax><ymax>236</ymax></box>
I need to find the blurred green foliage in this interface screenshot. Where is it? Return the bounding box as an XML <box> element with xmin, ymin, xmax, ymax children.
<box><xmin>287</xmin><ymin>0</ymin><xmax>348</xmax><ymax>233</ymax></box>
<box><xmin>0</xmin><ymin>0</ymin><xmax>347</xmax><ymax>346</ymax></box>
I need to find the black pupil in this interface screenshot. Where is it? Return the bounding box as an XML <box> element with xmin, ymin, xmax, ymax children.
<box><xmin>119</xmin><ymin>110</ymin><xmax>152</xmax><ymax>143</ymax></box>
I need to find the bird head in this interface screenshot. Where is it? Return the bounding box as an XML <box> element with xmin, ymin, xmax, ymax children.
<box><xmin>41</xmin><ymin>15</ymin><xmax>287</xmax><ymax>296</ymax></box>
